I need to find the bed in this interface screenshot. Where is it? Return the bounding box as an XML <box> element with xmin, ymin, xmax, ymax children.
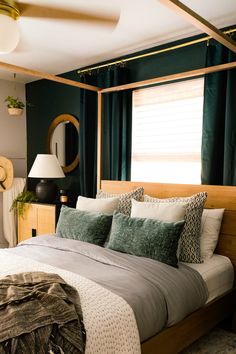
<box><xmin>100</xmin><ymin>180</ymin><xmax>236</xmax><ymax>354</ymax></box>
<box><xmin>1</xmin><ymin>180</ymin><xmax>236</xmax><ymax>354</ymax></box>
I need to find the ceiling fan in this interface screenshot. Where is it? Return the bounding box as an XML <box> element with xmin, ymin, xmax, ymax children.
<box><xmin>0</xmin><ymin>0</ymin><xmax>119</xmax><ymax>54</ymax></box>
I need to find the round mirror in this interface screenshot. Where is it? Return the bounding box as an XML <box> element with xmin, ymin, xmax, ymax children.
<box><xmin>47</xmin><ymin>114</ymin><xmax>79</xmax><ymax>173</ymax></box>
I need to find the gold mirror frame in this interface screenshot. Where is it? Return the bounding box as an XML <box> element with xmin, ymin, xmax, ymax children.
<box><xmin>47</xmin><ymin>114</ymin><xmax>80</xmax><ymax>173</ymax></box>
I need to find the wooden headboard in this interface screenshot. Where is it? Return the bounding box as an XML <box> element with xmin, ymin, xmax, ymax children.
<box><xmin>101</xmin><ymin>180</ymin><xmax>236</xmax><ymax>271</ymax></box>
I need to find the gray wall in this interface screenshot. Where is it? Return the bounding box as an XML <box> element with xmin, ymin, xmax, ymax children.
<box><xmin>0</xmin><ymin>79</ymin><xmax>27</xmax><ymax>246</ymax></box>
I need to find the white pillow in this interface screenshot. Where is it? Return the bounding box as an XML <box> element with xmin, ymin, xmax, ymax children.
<box><xmin>131</xmin><ymin>199</ymin><xmax>187</xmax><ymax>222</ymax></box>
<box><xmin>200</xmin><ymin>208</ymin><xmax>225</xmax><ymax>260</ymax></box>
<box><xmin>76</xmin><ymin>196</ymin><xmax>119</xmax><ymax>215</ymax></box>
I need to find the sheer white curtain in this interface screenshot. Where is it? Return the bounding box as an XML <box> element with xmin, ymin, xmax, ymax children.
<box><xmin>3</xmin><ymin>177</ymin><xmax>26</xmax><ymax>247</ymax></box>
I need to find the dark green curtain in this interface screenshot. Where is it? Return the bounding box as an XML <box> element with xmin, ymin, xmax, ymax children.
<box><xmin>78</xmin><ymin>66</ymin><xmax>132</xmax><ymax>196</ymax></box>
<box><xmin>201</xmin><ymin>34</ymin><xmax>236</xmax><ymax>185</ymax></box>
<box><xmin>98</xmin><ymin>66</ymin><xmax>132</xmax><ymax>180</ymax></box>
<box><xmin>79</xmin><ymin>76</ymin><xmax>97</xmax><ymax>197</ymax></box>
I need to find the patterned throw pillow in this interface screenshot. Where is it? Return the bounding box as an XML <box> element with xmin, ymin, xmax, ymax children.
<box><xmin>96</xmin><ymin>187</ymin><xmax>144</xmax><ymax>216</ymax></box>
<box><xmin>107</xmin><ymin>212</ymin><xmax>185</xmax><ymax>267</ymax></box>
<box><xmin>56</xmin><ymin>205</ymin><xmax>112</xmax><ymax>246</ymax></box>
<box><xmin>144</xmin><ymin>192</ymin><xmax>207</xmax><ymax>263</ymax></box>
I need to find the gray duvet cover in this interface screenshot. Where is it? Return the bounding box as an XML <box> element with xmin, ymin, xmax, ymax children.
<box><xmin>8</xmin><ymin>235</ymin><xmax>208</xmax><ymax>342</ymax></box>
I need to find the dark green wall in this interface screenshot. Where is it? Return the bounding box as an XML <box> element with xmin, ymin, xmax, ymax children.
<box><xmin>26</xmin><ymin>76</ymin><xmax>82</xmax><ymax>205</ymax></box>
<box><xmin>26</xmin><ymin>33</ymin><xmax>208</xmax><ymax>202</ymax></box>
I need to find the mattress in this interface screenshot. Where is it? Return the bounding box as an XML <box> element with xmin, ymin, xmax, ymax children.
<box><xmin>184</xmin><ymin>254</ymin><xmax>234</xmax><ymax>303</ymax></box>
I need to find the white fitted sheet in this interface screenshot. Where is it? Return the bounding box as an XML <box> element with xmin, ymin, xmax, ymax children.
<box><xmin>183</xmin><ymin>254</ymin><xmax>234</xmax><ymax>303</ymax></box>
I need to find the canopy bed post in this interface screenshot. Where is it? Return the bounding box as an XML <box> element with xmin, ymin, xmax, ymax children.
<box><xmin>97</xmin><ymin>91</ymin><xmax>103</xmax><ymax>191</ymax></box>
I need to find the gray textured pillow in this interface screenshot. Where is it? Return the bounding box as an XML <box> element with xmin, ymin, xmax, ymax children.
<box><xmin>107</xmin><ymin>212</ymin><xmax>185</xmax><ymax>267</ymax></box>
<box><xmin>144</xmin><ymin>192</ymin><xmax>207</xmax><ymax>263</ymax></box>
<box><xmin>56</xmin><ymin>205</ymin><xmax>112</xmax><ymax>246</ymax></box>
<box><xmin>96</xmin><ymin>187</ymin><xmax>144</xmax><ymax>216</ymax></box>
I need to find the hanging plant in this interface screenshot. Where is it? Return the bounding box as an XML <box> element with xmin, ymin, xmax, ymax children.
<box><xmin>10</xmin><ymin>190</ymin><xmax>38</xmax><ymax>217</ymax></box>
<box><xmin>5</xmin><ymin>95</ymin><xmax>25</xmax><ymax>116</ymax></box>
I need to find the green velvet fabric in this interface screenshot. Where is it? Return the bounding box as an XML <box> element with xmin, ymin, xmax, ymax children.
<box><xmin>79</xmin><ymin>75</ymin><xmax>98</xmax><ymax>197</ymax></box>
<box><xmin>78</xmin><ymin>66</ymin><xmax>132</xmax><ymax>194</ymax></box>
<box><xmin>107</xmin><ymin>212</ymin><xmax>185</xmax><ymax>267</ymax></box>
<box><xmin>144</xmin><ymin>192</ymin><xmax>207</xmax><ymax>264</ymax></box>
<box><xmin>201</xmin><ymin>34</ymin><xmax>236</xmax><ymax>185</ymax></box>
<box><xmin>56</xmin><ymin>205</ymin><xmax>112</xmax><ymax>246</ymax></box>
<box><xmin>97</xmin><ymin>67</ymin><xmax>132</xmax><ymax>181</ymax></box>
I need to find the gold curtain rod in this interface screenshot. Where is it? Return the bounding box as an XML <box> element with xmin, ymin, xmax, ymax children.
<box><xmin>77</xmin><ymin>28</ymin><xmax>236</xmax><ymax>75</ymax></box>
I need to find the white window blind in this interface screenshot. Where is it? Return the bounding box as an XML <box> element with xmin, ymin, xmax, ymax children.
<box><xmin>131</xmin><ymin>77</ymin><xmax>204</xmax><ymax>184</ymax></box>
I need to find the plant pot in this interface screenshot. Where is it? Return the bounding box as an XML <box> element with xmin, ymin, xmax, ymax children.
<box><xmin>8</xmin><ymin>108</ymin><xmax>23</xmax><ymax>116</ymax></box>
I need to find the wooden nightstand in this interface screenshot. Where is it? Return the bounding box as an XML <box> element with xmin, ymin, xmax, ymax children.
<box><xmin>18</xmin><ymin>202</ymin><xmax>56</xmax><ymax>243</ymax></box>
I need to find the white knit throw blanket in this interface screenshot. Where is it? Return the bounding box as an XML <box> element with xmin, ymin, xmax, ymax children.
<box><xmin>0</xmin><ymin>251</ymin><xmax>141</xmax><ymax>354</ymax></box>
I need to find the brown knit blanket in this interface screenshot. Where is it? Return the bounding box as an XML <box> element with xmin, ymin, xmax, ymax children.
<box><xmin>0</xmin><ymin>271</ymin><xmax>86</xmax><ymax>354</ymax></box>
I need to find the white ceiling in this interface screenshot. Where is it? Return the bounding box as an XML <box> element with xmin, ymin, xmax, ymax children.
<box><xmin>1</xmin><ymin>0</ymin><xmax>236</xmax><ymax>83</ymax></box>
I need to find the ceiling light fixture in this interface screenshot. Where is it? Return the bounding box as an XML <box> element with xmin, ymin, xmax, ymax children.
<box><xmin>0</xmin><ymin>0</ymin><xmax>20</xmax><ymax>54</ymax></box>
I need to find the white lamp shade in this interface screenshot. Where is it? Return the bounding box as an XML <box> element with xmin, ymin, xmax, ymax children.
<box><xmin>28</xmin><ymin>154</ymin><xmax>65</xmax><ymax>179</ymax></box>
<box><xmin>0</xmin><ymin>14</ymin><xmax>20</xmax><ymax>54</ymax></box>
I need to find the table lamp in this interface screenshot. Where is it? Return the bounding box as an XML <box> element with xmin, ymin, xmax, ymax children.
<box><xmin>28</xmin><ymin>154</ymin><xmax>65</xmax><ymax>203</ymax></box>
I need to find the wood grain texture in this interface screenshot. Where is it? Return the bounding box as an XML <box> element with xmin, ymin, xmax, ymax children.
<box><xmin>101</xmin><ymin>181</ymin><xmax>236</xmax><ymax>269</ymax></box>
<box><xmin>18</xmin><ymin>203</ymin><xmax>37</xmax><ymax>243</ymax></box>
<box><xmin>47</xmin><ymin>114</ymin><xmax>80</xmax><ymax>174</ymax></box>
<box><xmin>0</xmin><ymin>61</ymin><xmax>100</xmax><ymax>92</ymax></box>
<box><xmin>100</xmin><ymin>61</ymin><xmax>236</xmax><ymax>93</ymax></box>
<box><xmin>159</xmin><ymin>0</ymin><xmax>236</xmax><ymax>53</ymax></box>
<box><xmin>100</xmin><ymin>180</ymin><xmax>236</xmax><ymax>353</ymax></box>
<box><xmin>36</xmin><ymin>204</ymin><xmax>56</xmax><ymax>235</ymax></box>
<box><xmin>97</xmin><ymin>92</ymin><xmax>103</xmax><ymax>191</ymax></box>
<box><xmin>18</xmin><ymin>203</ymin><xmax>56</xmax><ymax>243</ymax></box>
<box><xmin>141</xmin><ymin>289</ymin><xmax>236</xmax><ymax>354</ymax></box>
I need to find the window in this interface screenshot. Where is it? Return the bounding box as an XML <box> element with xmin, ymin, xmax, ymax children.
<box><xmin>131</xmin><ymin>77</ymin><xmax>204</xmax><ymax>184</ymax></box>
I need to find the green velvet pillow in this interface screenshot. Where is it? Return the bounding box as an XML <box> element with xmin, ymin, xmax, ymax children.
<box><xmin>107</xmin><ymin>212</ymin><xmax>185</xmax><ymax>267</ymax></box>
<box><xmin>56</xmin><ymin>205</ymin><xmax>112</xmax><ymax>246</ymax></box>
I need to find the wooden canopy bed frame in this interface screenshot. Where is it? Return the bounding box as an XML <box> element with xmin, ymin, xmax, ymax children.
<box><xmin>2</xmin><ymin>56</ymin><xmax>234</xmax><ymax>354</ymax></box>
<box><xmin>0</xmin><ymin>7</ymin><xmax>235</xmax><ymax>353</ymax></box>
<box><xmin>101</xmin><ymin>180</ymin><xmax>236</xmax><ymax>354</ymax></box>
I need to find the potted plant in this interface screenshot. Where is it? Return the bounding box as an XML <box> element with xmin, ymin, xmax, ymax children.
<box><xmin>10</xmin><ymin>190</ymin><xmax>38</xmax><ymax>217</ymax></box>
<box><xmin>5</xmin><ymin>95</ymin><xmax>25</xmax><ymax>116</ymax></box>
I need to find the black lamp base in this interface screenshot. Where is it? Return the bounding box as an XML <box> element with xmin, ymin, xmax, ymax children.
<box><xmin>36</xmin><ymin>179</ymin><xmax>57</xmax><ymax>203</ymax></box>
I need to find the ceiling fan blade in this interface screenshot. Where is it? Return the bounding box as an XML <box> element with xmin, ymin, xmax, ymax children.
<box><xmin>18</xmin><ymin>2</ymin><xmax>119</xmax><ymax>26</ymax></box>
